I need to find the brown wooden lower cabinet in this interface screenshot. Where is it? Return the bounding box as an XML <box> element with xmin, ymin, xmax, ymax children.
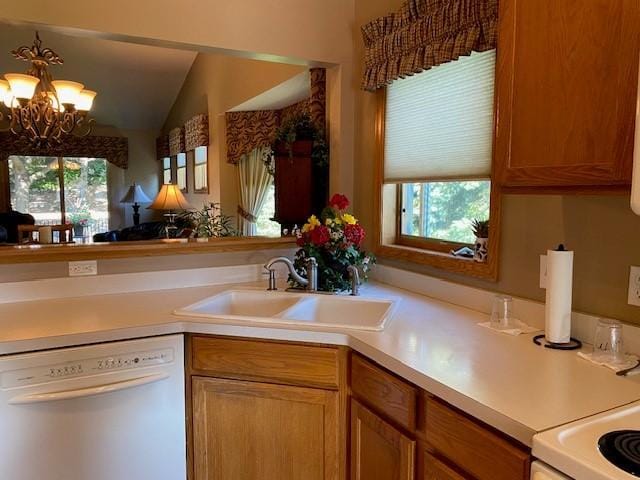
<box><xmin>422</xmin><ymin>451</ymin><xmax>468</xmax><ymax>480</ymax></box>
<box><xmin>350</xmin><ymin>399</ymin><xmax>415</xmax><ymax>480</ymax></box>
<box><xmin>187</xmin><ymin>337</ymin><xmax>530</xmax><ymax>480</ymax></box>
<box><xmin>192</xmin><ymin>376</ymin><xmax>339</xmax><ymax>480</ymax></box>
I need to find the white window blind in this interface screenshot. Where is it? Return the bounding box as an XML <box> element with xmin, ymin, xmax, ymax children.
<box><xmin>384</xmin><ymin>50</ymin><xmax>496</xmax><ymax>183</ymax></box>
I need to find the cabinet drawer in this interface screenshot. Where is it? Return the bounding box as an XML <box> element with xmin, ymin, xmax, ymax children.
<box><xmin>190</xmin><ymin>336</ymin><xmax>340</xmax><ymax>389</ymax></box>
<box><xmin>423</xmin><ymin>452</ymin><xmax>467</xmax><ymax>480</ymax></box>
<box><xmin>425</xmin><ymin>397</ymin><xmax>530</xmax><ymax>480</ymax></box>
<box><xmin>351</xmin><ymin>353</ymin><xmax>418</xmax><ymax>431</ymax></box>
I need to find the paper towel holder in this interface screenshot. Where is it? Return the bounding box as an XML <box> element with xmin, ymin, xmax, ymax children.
<box><xmin>534</xmin><ymin>243</ymin><xmax>582</xmax><ymax>350</ymax></box>
<box><xmin>532</xmin><ymin>334</ymin><xmax>582</xmax><ymax>350</ymax></box>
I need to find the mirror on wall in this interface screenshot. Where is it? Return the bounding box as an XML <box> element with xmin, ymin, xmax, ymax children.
<box><xmin>0</xmin><ymin>22</ymin><xmax>329</xmax><ymax>255</ymax></box>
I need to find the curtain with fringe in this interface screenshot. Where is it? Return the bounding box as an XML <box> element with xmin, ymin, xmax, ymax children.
<box><xmin>361</xmin><ymin>0</ymin><xmax>498</xmax><ymax>91</ymax></box>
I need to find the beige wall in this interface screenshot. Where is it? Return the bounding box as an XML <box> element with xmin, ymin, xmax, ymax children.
<box><xmin>0</xmin><ymin>0</ymin><xmax>356</xmax><ymax>200</ymax></box>
<box><xmin>162</xmin><ymin>53</ymin><xmax>305</xmax><ymax>221</ymax></box>
<box><xmin>92</xmin><ymin>126</ymin><xmax>160</xmax><ymax>229</ymax></box>
<box><xmin>353</xmin><ymin>0</ymin><xmax>640</xmax><ymax>325</ymax></box>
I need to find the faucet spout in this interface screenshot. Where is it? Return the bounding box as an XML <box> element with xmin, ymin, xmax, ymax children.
<box><xmin>347</xmin><ymin>265</ymin><xmax>360</xmax><ymax>296</ymax></box>
<box><xmin>264</xmin><ymin>256</ymin><xmax>317</xmax><ymax>291</ymax></box>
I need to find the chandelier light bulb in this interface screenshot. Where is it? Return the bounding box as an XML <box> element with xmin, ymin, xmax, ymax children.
<box><xmin>51</xmin><ymin>80</ymin><xmax>84</xmax><ymax>106</ymax></box>
<box><xmin>4</xmin><ymin>73</ymin><xmax>40</xmax><ymax>100</ymax></box>
<box><xmin>75</xmin><ymin>89</ymin><xmax>96</xmax><ymax>111</ymax></box>
<box><xmin>0</xmin><ymin>79</ymin><xmax>9</xmax><ymax>99</ymax></box>
<box><xmin>3</xmin><ymin>91</ymin><xmax>18</xmax><ymax>109</ymax></box>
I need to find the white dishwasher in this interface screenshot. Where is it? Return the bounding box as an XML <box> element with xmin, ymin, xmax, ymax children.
<box><xmin>0</xmin><ymin>334</ymin><xmax>186</xmax><ymax>480</ymax></box>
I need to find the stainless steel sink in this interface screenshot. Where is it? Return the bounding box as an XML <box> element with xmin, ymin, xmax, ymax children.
<box><xmin>174</xmin><ymin>289</ymin><xmax>395</xmax><ymax>331</ymax></box>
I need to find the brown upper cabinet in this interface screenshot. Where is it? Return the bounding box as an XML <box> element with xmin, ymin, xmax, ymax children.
<box><xmin>494</xmin><ymin>0</ymin><xmax>640</xmax><ymax>191</ymax></box>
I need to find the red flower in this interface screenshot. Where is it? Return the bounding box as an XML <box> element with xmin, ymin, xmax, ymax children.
<box><xmin>296</xmin><ymin>233</ymin><xmax>307</xmax><ymax>247</ymax></box>
<box><xmin>310</xmin><ymin>225</ymin><xmax>331</xmax><ymax>246</ymax></box>
<box><xmin>329</xmin><ymin>193</ymin><xmax>350</xmax><ymax>211</ymax></box>
<box><xmin>344</xmin><ymin>223</ymin><xmax>365</xmax><ymax>246</ymax></box>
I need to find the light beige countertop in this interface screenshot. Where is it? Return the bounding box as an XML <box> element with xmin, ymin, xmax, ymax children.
<box><xmin>1</xmin><ymin>280</ymin><xmax>639</xmax><ymax>447</ymax></box>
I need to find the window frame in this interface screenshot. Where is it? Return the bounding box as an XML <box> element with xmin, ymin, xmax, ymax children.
<box><xmin>162</xmin><ymin>156</ymin><xmax>173</xmax><ymax>185</ymax></box>
<box><xmin>373</xmin><ymin>87</ymin><xmax>502</xmax><ymax>281</ymax></box>
<box><xmin>192</xmin><ymin>146</ymin><xmax>209</xmax><ymax>194</ymax></box>
<box><xmin>176</xmin><ymin>152</ymin><xmax>188</xmax><ymax>193</ymax></box>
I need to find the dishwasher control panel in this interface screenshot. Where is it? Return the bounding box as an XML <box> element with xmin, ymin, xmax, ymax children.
<box><xmin>1</xmin><ymin>348</ymin><xmax>175</xmax><ymax>389</ymax></box>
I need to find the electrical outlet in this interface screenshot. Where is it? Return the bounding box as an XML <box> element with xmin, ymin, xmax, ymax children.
<box><xmin>628</xmin><ymin>266</ymin><xmax>640</xmax><ymax>306</ymax></box>
<box><xmin>540</xmin><ymin>254</ymin><xmax>548</xmax><ymax>289</ymax></box>
<box><xmin>68</xmin><ymin>260</ymin><xmax>98</xmax><ymax>277</ymax></box>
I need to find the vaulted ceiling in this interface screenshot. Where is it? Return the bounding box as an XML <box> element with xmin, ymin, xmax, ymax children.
<box><xmin>0</xmin><ymin>23</ymin><xmax>197</xmax><ymax>131</ymax></box>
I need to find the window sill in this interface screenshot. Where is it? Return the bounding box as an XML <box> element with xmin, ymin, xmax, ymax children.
<box><xmin>375</xmin><ymin>243</ymin><xmax>497</xmax><ymax>281</ymax></box>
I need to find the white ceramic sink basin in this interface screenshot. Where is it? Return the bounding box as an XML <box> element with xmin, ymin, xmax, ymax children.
<box><xmin>174</xmin><ymin>289</ymin><xmax>395</xmax><ymax>331</ymax></box>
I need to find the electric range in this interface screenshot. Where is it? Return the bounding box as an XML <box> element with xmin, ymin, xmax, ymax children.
<box><xmin>533</xmin><ymin>401</ymin><xmax>640</xmax><ymax>479</ymax></box>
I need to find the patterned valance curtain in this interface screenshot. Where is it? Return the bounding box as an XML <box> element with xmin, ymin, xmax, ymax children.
<box><xmin>168</xmin><ymin>127</ymin><xmax>185</xmax><ymax>156</ymax></box>
<box><xmin>225</xmin><ymin>110</ymin><xmax>279</xmax><ymax>165</ymax></box>
<box><xmin>361</xmin><ymin>0</ymin><xmax>498</xmax><ymax>91</ymax></box>
<box><xmin>156</xmin><ymin>135</ymin><xmax>170</xmax><ymax>160</ymax></box>
<box><xmin>0</xmin><ymin>132</ymin><xmax>129</xmax><ymax>169</ymax></box>
<box><xmin>309</xmin><ymin>68</ymin><xmax>326</xmax><ymax>130</ymax></box>
<box><xmin>184</xmin><ymin>114</ymin><xmax>209</xmax><ymax>151</ymax></box>
<box><xmin>280</xmin><ymin>100</ymin><xmax>309</xmax><ymax>124</ymax></box>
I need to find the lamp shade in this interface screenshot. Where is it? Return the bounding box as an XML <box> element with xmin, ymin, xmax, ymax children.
<box><xmin>76</xmin><ymin>89</ymin><xmax>97</xmax><ymax>111</ymax></box>
<box><xmin>120</xmin><ymin>183</ymin><xmax>151</xmax><ymax>204</ymax></box>
<box><xmin>147</xmin><ymin>184</ymin><xmax>193</xmax><ymax>211</ymax></box>
<box><xmin>5</xmin><ymin>73</ymin><xmax>40</xmax><ymax>100</ymax></box>
<box><xmin>51</xmin><ymin>80</ymin><xmax>84</xmax><ymax>105</ymax></box>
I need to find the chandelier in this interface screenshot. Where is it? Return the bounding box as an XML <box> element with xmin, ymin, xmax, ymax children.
<box><xmin>0</xmin><ymin>32</ymin><xmax>97</xmax><ymax>146</ymax></box>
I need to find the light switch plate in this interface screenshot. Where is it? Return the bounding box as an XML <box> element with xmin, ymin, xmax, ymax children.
<box><xmin>69</xmin><ymin>260</ymin><xmax>98</xmax><ymax>277</ymax></box>
<box><xmin>540</xmin><ymin>255</ymin><xmax>547</xmax><ymax>289</ymax></box>
<box><xmin>628</xmin><ymin>266</ymin><xmax>640</xmax><ymax>307</ymax></box>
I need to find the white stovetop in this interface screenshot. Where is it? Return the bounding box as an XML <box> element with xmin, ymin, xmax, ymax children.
<box><xmin>534</xmin><ymin>401</ymin><xmax>640</xmax><ymax>479</ymax></box>
<box><xmin>1</xmin><ymin>280</ymin><xmax>640</xmax><ymax>447</ymax></box>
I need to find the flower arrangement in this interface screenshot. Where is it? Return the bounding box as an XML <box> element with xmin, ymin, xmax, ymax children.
<box><xmin>179</xmin><ymin>203</ymin><xmax>235</xmax><ymax>238</ymax></box>
<box><xmin>67</xmin><ymin>212</ymin><xmax>90</xmax><ymax>226</ymax></box>
<box><xmin>292</xmin><ymin>194</ymin><xmax>375</xmax><ymax>292</ymax></box>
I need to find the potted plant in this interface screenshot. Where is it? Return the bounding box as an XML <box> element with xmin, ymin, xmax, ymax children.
<box><xmin>180</xmin><ymin>203</ymin><xmax>235</xmax><ymax>240</ymax></box>
<box><xmin>292</xmin><ymin>194</ymin><xmax>375</xmax><ymax>292</ymax></box>
<box><xmin>471</xmin><ymin>219</ymin><xmax>489</xmax><ymax>263</ymax></box>
<box><xmin>68</xmin><ymin>212</ymin><xmax>90</xmax><ymax>237</ymax></box>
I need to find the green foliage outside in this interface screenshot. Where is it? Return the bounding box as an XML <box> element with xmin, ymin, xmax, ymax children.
<box><xmin>403</xmin><ymin>180</ymin><xmax>490</xmax><ymax>244</ymax></box>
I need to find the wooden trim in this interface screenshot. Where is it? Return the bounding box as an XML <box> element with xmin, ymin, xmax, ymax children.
<box><xmin>396</xmin><ymin>235</ymin><xmax>470</xmax><ymax>255</ymax></box>
<box><xmin>373</xmin><ymin>87</ymin><xmax>501</xmax><ymax>281</ymax></box>
<box><xmin>0</xmin><ymin>236</ymin><xmax>295</xmax><ymax>264</ymax></box>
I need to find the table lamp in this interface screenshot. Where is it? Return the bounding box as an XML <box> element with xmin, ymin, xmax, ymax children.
<box><xmin>148</xmin><ymin>184</ymin><xmax>193</xmax><ymax>237</ymax></box>
<box><xmin>120</xmin><ymin>183</ymin><xmax>151</xmax><ymax>226</ymax></box>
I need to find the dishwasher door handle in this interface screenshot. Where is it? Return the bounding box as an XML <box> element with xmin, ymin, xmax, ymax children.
<box><xmin>8</xmin><ymin>372</ymin><xmax>170</xmax><ymax>405</ymax></box>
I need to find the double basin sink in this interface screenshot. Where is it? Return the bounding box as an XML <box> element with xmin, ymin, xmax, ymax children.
<box><xmin>174</xmin><ymin>289</ymin><xmax>395</xmax><ymax>331</ymax></box>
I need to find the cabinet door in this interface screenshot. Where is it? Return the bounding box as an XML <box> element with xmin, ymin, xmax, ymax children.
<box><xmin>192</xmin><ymin>376</ymin><xmax>339</xmax><ymax>480</ymax></box>
<box><xmin>350</xmin><ymin>399</ymin><xmax>415</xmax><ymax>480</ymax></box>
<box><xmin>422</xmin><ymin>452</ymin><xmax>467</xmax><ymax>480</ymax></box>
<box><xmin>494</xmin><ymin>0</ymin><xmax>640</xmax><ymax>189</ymax></box>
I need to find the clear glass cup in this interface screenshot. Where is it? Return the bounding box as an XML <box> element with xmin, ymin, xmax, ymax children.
<box><xmin>592</xmin><ymin>319</ymin><xmax>625</xmax><ymax>364</ymax></box>
<box><xmin>490</xmin><ymin>295</ymin><xmax>514</xmax><ymax>329</ymax></box>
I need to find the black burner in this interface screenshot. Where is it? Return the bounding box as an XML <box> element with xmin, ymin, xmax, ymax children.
<box><xmin>598</xmin><ymin>430</ymin><xmax>640</xmax><ymax>477</ymax></box>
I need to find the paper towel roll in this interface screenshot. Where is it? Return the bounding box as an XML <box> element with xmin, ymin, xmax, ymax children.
<box><xmin>544</xmin><ymin>246</ymin><xmax>573</xmax><ymax>343</ymax></box>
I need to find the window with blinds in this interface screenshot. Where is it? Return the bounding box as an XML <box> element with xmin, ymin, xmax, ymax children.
<box><xmin>383</xmin><ymin>49</ymin><xmax>496</xmax><ymax>247</ymax></box>
<box><xmin>384</xmin><ymin>50</ymin><xmax>496</xmax><ymax>183</ymax></box>
<box><xmin>176</xmin><ymin>152</ymin><xmax>187</xmax><ymax>192</ymax></box>
<box><xmin>194</xmin><ymin>146</ymin><xmax>208</xmax><ymax>192</ymax></box>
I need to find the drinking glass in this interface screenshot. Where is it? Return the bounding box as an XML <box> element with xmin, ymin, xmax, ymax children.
<box><xmin>490</xmin><ymin>295</ymin><xmax>514</xmax><ymax>329</ymax></box>
<box><xmin>592</xmin><ymin>319</ymin><xmax>624</xmax><ymax>364</ymax></box>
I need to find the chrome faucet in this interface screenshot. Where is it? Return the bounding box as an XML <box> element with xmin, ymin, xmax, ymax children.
<box><xmin>347</xmin><ymin>265</ymin><xmax>360</xmax><ymax>296</ymax></box>
<box><xmin>264</xmin><ymin>256</ymin><xmax>318</xmax><ymax>292</ymax></box>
